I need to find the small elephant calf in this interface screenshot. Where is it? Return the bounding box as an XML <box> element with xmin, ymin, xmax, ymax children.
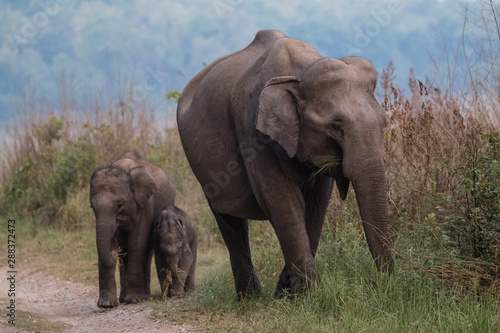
<box><xmin>153</xmin><ymin>205</ymin><xmax>197</xmax><ymax>299</ymax></box>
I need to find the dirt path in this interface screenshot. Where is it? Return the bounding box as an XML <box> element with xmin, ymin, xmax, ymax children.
<box><xmin>1</xmin><ymin>266</ymin><xmax>196</xmax><ymax>332</ymax></box>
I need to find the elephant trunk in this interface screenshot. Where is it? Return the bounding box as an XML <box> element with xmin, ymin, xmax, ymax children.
<box><xmin>343</xmin><ymin>153</ymin><xmax>394</xmax><ymax>273</ymax></box>
<box><xmin>96</xmin><ymin>216</ymin><xmax>117</xmax><ymax>269</ymax></box>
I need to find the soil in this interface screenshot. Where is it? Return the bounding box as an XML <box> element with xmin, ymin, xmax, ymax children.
<box><xmin>0</xmin><ymin>266</ymin><xmax>196</xmax><ymax>332</ymax></box>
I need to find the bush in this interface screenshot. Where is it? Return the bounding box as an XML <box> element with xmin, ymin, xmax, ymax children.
<box><xmin>380</xmin><ymin>64</ymin><xmax>499</xmax><ymax>284</ymax></box>
<box><xmin>445</xmin><ymin>131</ymin><xmax>500</xmax><ymax>264</ymax></box>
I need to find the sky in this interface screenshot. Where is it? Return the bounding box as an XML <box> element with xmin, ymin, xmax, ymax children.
<box><xmin>0</xmin><ymin>0</ymin><xmax>494</xmax><ymax>123</ymax></box>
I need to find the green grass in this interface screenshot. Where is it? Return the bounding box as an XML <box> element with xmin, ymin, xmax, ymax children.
<box><xmin>2</xmin><ymin>192</ymin><xmax>498</xmax><ymax>332</ymax></box>
<box><xmin>147</xmin><ymin>221</ymin><xmax>500</xmax><ymax>332</ymax></box>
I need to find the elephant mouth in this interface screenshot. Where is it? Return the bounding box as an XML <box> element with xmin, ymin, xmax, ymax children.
<box><xmin>315</xmin><ymin>156</ymin><xmax>342</xmax><ymax>177</ymax></box>
<box><xmin>315</xmin><ymin>155</ymin><xmax>350</xmax><ymax>200</ymax></box>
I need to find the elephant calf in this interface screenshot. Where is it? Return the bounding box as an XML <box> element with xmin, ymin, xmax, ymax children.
<box><xmin>90</xmin><ymin>151</ymin><xmax>175</xmax><ymax>308</ymax></box>
<box><xmin>153</xmin><ymin>205</ymin><xmax>197</xmax><ymax>299</ymax></box>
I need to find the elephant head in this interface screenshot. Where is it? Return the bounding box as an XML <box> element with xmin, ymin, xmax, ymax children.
<box><xmin>90</xmin><ymin>165</ymin><xmax>158</xmax><ymax>270</ymax></box>
<box><xmin>256</xmin><ymin>57</ymin><xmax>393</xmax><ymax>271</ymax></box>
<box><xmin>153</xmin><ymin>206</ymin><xmax>187</xmax><ymax>298</ymax></box>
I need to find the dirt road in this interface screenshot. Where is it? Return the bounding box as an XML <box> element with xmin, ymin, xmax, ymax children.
<box><xmin>1</xmin><ymin>266</ymin><xmax>196</xmax><ymax>332</ymax></box>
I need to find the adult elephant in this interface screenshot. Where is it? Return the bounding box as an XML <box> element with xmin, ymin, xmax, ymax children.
<box><xmin>90</xmin><ymin>151</ymin><xmax>175</xmax><ymax>307</ymax></box>
<box><xmin>177</xmin><ymin>30</ymin><xmax>394</xmax><ymax>298</ymax></box>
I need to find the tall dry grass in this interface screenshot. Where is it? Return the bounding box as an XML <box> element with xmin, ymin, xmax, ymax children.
<box><xmin>0</xmin><ymin>87</ymin><xmax>212</xmax><ymax>240</ymax></box>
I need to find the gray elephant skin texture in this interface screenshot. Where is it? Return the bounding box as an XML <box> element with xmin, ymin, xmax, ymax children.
<box><xmin>90</xmin><ymin>151</ymin><xmax>176</xmax><ymax>308</ymax></box>
<box><xmin>153</xmin><ymin>205</ymin><xmax>197</xmax><ymax>299</ymax></box>
<box><xmin>177</xmin><ymin>29</ymin><xmax>394</xmax><ymax>298</ymax></box>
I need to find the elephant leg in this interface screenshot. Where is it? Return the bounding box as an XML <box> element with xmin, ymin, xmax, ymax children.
<box><xmin>124</xmin><ymin>234</ymin><xmax>150</xmax><ymax>303</ymax></box>
<box><xmin>143</xmin><ymin>247</ymin><xmax>153</xmax><ymax>297</ymax></box>
<box><xmin>178</xmin><ymin>249</ymin><xmax>195</xmax><ymax>293</ymax></box>
<box><xmin>171</xmin><ymin>255</ymin><xmax>196</xmax><ymax>297</ymax></box>
<box><xmin>119</xmin><ymin>252</ymin><xmax>128</xmax><ymax>303</ymax></box>
<box><xmin>250</xmin><ymin>174</ymin><xmax>315</xmax><ymax>296</ymax></box>
<box><xmin>97</xmin><ymin>238</ymin><xmax>119</xmax><ymax>308</ymax></box>
<box><xmin>168</xmin><ymin>268</ymin><xmax>183</xmax><ymax>297</ymax></box>
<box><xmin>274</xmin><ymin>176</ymin><xmax>334</xmax><ymax>298</ymax></box>
<box><xmin>212</xmin><ymin>210</ymin><xmax>261</xmax><ymax>299</ymax></box>
<box><xmin>154</xmin><ymin>252</ymin><xmax>169</xmax><ymax>300</ymax></box>
<box><xmin>268</xmin><ymin>205</ymin><xmax>315</xmax><ymax>296</ymax></box>
<box><xmin>184</xmin><ymin>255</ymin><xmax>196</xmax><ymax>292</ymax></box>
<box><xmin>97</xmin><ymin>261</ymin><xmax>118</xmax><ymax>308</ymax></box>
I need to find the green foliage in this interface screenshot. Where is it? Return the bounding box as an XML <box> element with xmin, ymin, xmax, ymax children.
<box><xmin>161</xmin><ymin>221</ymin><xmax>500</xmax><ymax>332</ymax></box>
<box><xmin>165</xmin><ymin>89</ymin><xmax>181</xmax><ymax>103</ymax></box>
<box><xmin>0</xmin><ymin>117</ymin><xmax>99</xmax><ymax>229</ymax></box>
<box><xmin>394</xmin><ymin>211</ymin><xmax>458</xmax><ymax>268</ymax></box>
<box><xmin>445</xmin><ymin>131</ymin><xmax>500</xmax><ymax>263</ymax></box>
<box><xmin>33</xmin><ymin>114</ymin><xmax>64</xmax><ymax>146</ymax></box>
<box><xmin>53</xmin><ymin>140</ymin><xmax>96</xmax><ymax>202</ymax></box>
<box><xmin>2</xmin><ymin>153</ymin><xmax>55</xmax><ymax>224</ymax></box>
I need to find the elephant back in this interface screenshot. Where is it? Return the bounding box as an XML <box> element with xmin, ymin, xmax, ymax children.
<box><xmin>114</xmin><ymin>151</ymin><xmax>176</xmax><ymax>214</ymax></box>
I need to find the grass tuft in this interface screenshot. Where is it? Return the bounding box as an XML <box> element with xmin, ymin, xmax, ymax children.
<box><xmin>315</xmin><ymin>155</ymin><xmax>342</xmax><ymax>176</ymax></box>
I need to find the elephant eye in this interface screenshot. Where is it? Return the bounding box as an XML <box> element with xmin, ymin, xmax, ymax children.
<box><xmin>331</xmin><ymin>122</ymin><xmax>342</xmax><ymax>131</ymax></box>
<box><xmin>329</xmin><ymin>121</ymin><xmax>345</xmax><ymax>142</ymax></box>
<box><xmin>117</xmin><ymin>201</ymin><xmax>123</xmax><ymax>209</ymax></box>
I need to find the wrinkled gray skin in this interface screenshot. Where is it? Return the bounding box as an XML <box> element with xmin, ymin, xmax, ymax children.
<box><xmin>153</xmin><ymin>205</ymin><xmax>197</xmax><ymax>299</ymax></box>
<box><xmin>90</xmin><ymin>151</ymin><xmax>175</xmax><ymax>308</ymax></box>
<box><xmin>177</xmin><ymin>30</ymin><xmax>394</xmax><ymax>299</ymax></box>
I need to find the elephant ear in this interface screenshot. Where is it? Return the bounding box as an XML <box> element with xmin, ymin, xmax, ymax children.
<box><xmin>129</xmin><ymin>166</ymin><xmax>157</xmax><ymax>208</ymax></box>
<box><xmin>256</xmin><ymin>76</ymin><xmax>301</xmax><ymax>158</ymax></box>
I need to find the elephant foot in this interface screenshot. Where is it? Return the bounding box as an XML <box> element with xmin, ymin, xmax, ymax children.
<box><xmin>235</xmin><ymin>281</ymin><xmax>262</xmax><ymax>301</ymax></box>
<box><xmin>236</xmin><ymin>289</ymin><xmax>261</xmax><ymax>301</ymax></box>
<box><xmin>233</xmin><ymin>272</ymin><xmax>262</xmax><ymax>301</ymax></box>
<box><xmin>273</xmin><ymin>268</ymin><xmax>291</xmax><ymax>299</ymax></box>
<box><xmin>168</xmin><ymin>290</ymin><xmax>184</xmax><ymax>298</ymax></box>
<box><xmin>273</xmin><ymin>265</ymin><xmax>316</xmax><ymax>299</ymax></box>
<box><xmin>123</xmin><ymin>292</ymin><xmax>149</xmax><ymax>304</ymax></box>
<box><xmin>97</xmin><ymin>297</ymin><xmax>118</xmax><ymax>308</ymax></box>
<box><xmin>119</xmin><ymin>288</ymin><xmax>126</xmax><ymax>303</ymax></box>
<box><xmin>273</xmin><ymin>286</ymin><xmax>289</xmax><ymax>299</ymax></box>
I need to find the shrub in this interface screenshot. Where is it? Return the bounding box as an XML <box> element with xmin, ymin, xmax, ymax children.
<box><xmin>445</xmin><ymin>131</ymin><xmax>500</xmax><ymax>264</ymax></box>
<box><xmin>380</xmin><ymin>63</ymin><xmax>499</xmax><ymax>284</ymax></box>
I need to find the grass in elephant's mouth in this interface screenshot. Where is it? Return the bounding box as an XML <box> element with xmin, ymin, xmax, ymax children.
<box><xmin>315</xmin><ymin>156</ymin><xmax>342</xmax><ymax>176</ymax></box>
